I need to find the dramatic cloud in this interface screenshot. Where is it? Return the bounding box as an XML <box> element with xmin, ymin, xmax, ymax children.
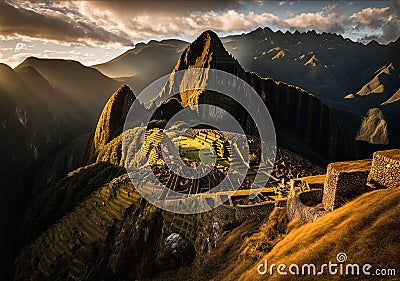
<box><xmin>283</xmin><ymin>11</ymin><xmax>344</xmax><ymax>33</ymax></box>
<box><xmin>0</xmin><ymin>1</ymin><xmax>133</xmax><ymax>46</ymax></box>
<box><xmin>350</xmin><ymin>7</ymin><xmax>390</xmax><ymax>26</ymax></box>
<box><xmin>350</xmin><ymin>4</ymin><xmax>400</xmax><ymax>43</ymax></box>
<box><xmin>79</xmin><ymin>0</ymin><xmax>242</xmax><ymax>17</ymax></box>
<box><xmin>1</xmin><ymin>0</ymin><xmax>399</xmax><ymax>67</ymax></box>
<box><xmin>14</xmin><ymin>43</ymin><xmax>27</xmax><ymax>52</ymax></box>
<box><xmin>183</xmin><ymin>10</ymin><xmax>280</xmax><ymax>35</ymax></box>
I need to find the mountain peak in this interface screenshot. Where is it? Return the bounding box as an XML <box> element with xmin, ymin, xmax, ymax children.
<box><xmin>159</xmin><ymin>30</ymin><xmax>244</xmax><ymax>106</ymax></box>
<box><xmin>198</xmin><ymin>29</ymin><xmax>220</xmax><ymax>41</ymax></box>
<box><xmin>93</xmin><ymin>85</ymin><xmax>135</xmax><ymax>151</ymax></box>
<box><xmin>173</xmin><ymin>29</ymin><xmax>241</xmax><ymax>74</ymax></box>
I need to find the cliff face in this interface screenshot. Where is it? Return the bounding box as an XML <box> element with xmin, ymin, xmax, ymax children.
<box><xmin>244</xmin><ymin>73</ymin><xmax>351</xmax><ymax>162</ymax></box>
<box><xmin>158</xmin><ymin>30</ymin><xmax>352</xmax><ymax>162</ymax></box>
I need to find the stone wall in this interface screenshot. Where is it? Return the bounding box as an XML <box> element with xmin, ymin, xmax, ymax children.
<box><xmin>287</xmin><ymin>188</ymin><xmax>330</xmax><ymax>223</ymax></box>
<box><xmin>322</xmin><ymin>159</ymin><xmax>372</xmax><ymax>211</ymax></box>
<box><xmin>367</xmin><ymin>149</ymin><xmax>400</xmax><ymax>189</ymax></box>
<box><xmin>213</xmin><ymin>204</ymin><xmax>237</xmax><ymax>223</ymax></box>
<box><xmin>213</xmin><ymin>201</ymin><xmax>276</xmax><ymax>223</ymax></box>
<box><xmin>235</xmin><ymin>201</ymin><xmax>276</xmax><ymax>223</ymax></box>
<box><xmin>288</xmin><ymin>149</ymin><xmax>399</xmax><ymax>223</ymax></box>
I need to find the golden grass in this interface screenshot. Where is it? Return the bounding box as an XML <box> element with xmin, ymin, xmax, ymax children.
<box><xmin>377</xmin><ymin>149</ymin><xmax>400</xmax><ymax>160</ymax></box>
<box><xmin>238</xmin><ymin>186</ymin><xmax>400</xmax><ymax>280</ymax></box>
<box><xmin>329</xmin><ymin>159</ymin><xmax>372</xmax><ymax>172</ymax></box>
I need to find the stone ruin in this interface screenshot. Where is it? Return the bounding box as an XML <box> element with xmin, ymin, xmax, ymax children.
<box><xmin>287</xmin><ymin>149</ymin><xmax>400</xmax><ymax>223</ymax></box>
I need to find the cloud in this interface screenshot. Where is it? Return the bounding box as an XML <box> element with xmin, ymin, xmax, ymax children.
<box><xmin>0</xmin><ymin>1</ymin><xmax>133</xmax><ymax>46</ymax></box>
<box><xmin>1</xmin><ymin>0</ymin><xmax>399</xmax><ymax>54</ymax></box>
<box><xmin>14</xmin><ymin>42</ymin><xmax>27</xmax><ymax>52</ymax></box>
<box><xmin>80</xmin><ymin>1</ymin><xmax>242</xmax><ymax>17</ymax></box>
<box><xmin>183</xmin><ymin>10</ymin><xmax>280</xmax><ymax>35</ymax></box>
<box><xmin>350</xmin><ymin>4</ymin><xmax>400</xmax><ymax>43</ymax></box>
<box><xmin>283</xmin><ymin>11</ymin><xmax>344</xmax><ymax>33</ymax></box>
<box><xmin>350</xmin><ymin>7</ymin><xmax>390</xmax><ymax>27</ymax></box>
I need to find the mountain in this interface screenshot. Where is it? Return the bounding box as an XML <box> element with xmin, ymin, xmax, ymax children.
<box><xmin>92</xmin><ymin>39</ymin><xmax>188</xmax><ymax>93</ymax></box>
<box><xmin>92</xmin><ymin>85</ymin><xmax>135</xmax><ymax>151</ymax></box>
<box><xmin>345</xmin><ymin>62</ymin><xmax>400</xmax><ymax>145</ymax></box>
<box><xmin>0</xmin><ymin>58</ymin><xmax>122</xmax><ymax>278</ymax></box>
<box><xmin>15</xmin><ymin>57</ymin><xmax>121</xmax><ymax>129</ymax></box>
<box><xmin>356</xmin><ymin>108</ymin><xmax>389</xmax><ymax>145</ymax></box>
<box><xmin>156</xmin><ymin>30</ymin><xmax>351</xmax><ymax>162</ymax></box>
<box><xmin>11</xmin><ymin>29</ymin><xmax>398</xmax><ymax>281</ymax></box>
<box><xmin>94</xmin><ymin>28</ymin><xmax>400</xmax><ymax>148</ymax></box>
<box><xmin>220</xmin><ymin>27</ymin><xmax>389</xmax><ymax>103</ymax></box>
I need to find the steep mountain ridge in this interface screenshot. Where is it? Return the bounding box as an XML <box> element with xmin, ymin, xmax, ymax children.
<box><xmin>345</xmin><ymin>62</ymin><xmax>400</xmax><ymax>145</ymax></box>
<box><xmin>93</xmin><ymin>85</ymin><xmax>135</xmax><ymax>151</ymax></box>
<box><xmin>15</xmin><ymin>57</ymin><xmax>120</xmax><ymax>128</ymax></box>
<box><xmin>0</xmin><ymin>59</ymin><xmax>122</xmax><ymax>278</ymax></box>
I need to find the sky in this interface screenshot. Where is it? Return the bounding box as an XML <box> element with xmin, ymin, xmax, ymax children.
<box><xmin>0</xmin><ymin>0</ymin><xmax>399</xmax><ymax>68</ymax></box>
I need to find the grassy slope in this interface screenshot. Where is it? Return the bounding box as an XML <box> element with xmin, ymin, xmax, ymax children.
<box><xmin>237</xmin><ymin>186</ymin><xmax>400</xmax><ymax>281</ymax></box>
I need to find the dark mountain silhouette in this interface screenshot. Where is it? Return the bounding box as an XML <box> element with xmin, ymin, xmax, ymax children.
<box><xmin>0</xmin><ymin>58</ymin><xmax>122</xmax><ymax>278</ymax></box>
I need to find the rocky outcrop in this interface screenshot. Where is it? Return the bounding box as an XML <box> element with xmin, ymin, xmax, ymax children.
<box><xmin>356</xmin><ymin>108</ymin><xmax>389</xmax><ymax>145</ymax></box>
<box><xmin>93</xmin><ymin>85</ymin><xmax>135</xmax><ymax>151</ymax></box>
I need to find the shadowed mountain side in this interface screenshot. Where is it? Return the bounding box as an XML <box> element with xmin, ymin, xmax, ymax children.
<box><xmin>15</xmin><ymin>57</ymin><xmax>121</xmax><ymax>128</ymax></box>
<box><xmin>156</xmin><ymin>30</ymin><xmax>352</xmax><ymax>163</ymax></box>
<box><xmin>0</xmin><ymin>59</ymin><xmax>122</xmax><ymax>279</ymax></box>
<box><xmin>345</xmin><ymin>62</ymin><xmax>400</xmax><ymax>146</ymax></box>
<box><xmin>221</xmin><ymin>27</ymin><xmax>397</xmax><ymax>104</ymax></box>
<box><xmin>93</xmin><ymin>39</ymin><xmax>189</xmax><ymax>93</ymax></box>
<box><xmin>19</xmin><ymin>161</ymin><xmax>126</xmax><ymax>246</ymax></box>
<box><xmin>0</xmin><ymin>64</ymin><xmax>65</xmax><ymax>278</ymax></box>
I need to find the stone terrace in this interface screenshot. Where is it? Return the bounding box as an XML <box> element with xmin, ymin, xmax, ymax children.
<box><xmin>287</xmin><ymin>149</ymin><xmax>400</xmax><ymax>223</ymax></box>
